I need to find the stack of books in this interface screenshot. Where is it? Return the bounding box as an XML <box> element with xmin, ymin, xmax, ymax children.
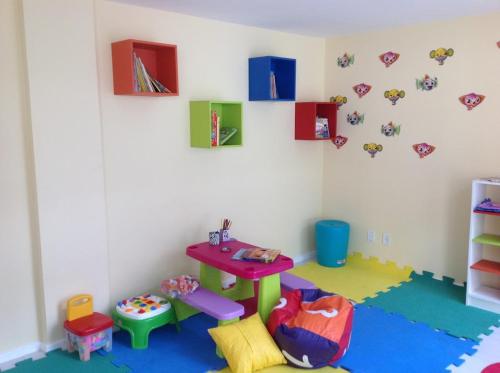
<box><xmin>270</xmin><ymin>71</ymin><xmax>279</xmax><ymax>99</ymax></box>
<box><xmin>315</xmin><ymin>117</ymin><xmax>330</xmax><ymax>139</ymax></box>
<box><xmin>133</xmin><ymin>53</ymin><xmax>171</xmax><ymax>93</ymax></box>
<box><xmin>232</xmin><ymin>247</ymin><xmax>281</xmax><ymax>264</ymax></box>
<box><xmin>211</xmin><ymin>111</ymin><xmax>238</xmax><ymax>146</ymax></box>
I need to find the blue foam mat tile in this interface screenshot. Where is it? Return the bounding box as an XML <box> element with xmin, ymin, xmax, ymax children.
<box><xmin>331</xmin><ymin>304</ymin><xmax>478</xmax><ymax>373</ymax></box>
<box><xmin>100</xmin><ymin>313</ymin><xmax>227</xmax><ymax>373</ymax></box>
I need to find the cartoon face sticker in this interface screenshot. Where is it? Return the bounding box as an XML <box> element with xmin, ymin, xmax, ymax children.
<box><xmin>384</xmin><ymin>89</ymin><xmax>405</xmax><ymax>105</ymax></box>
<box><xmin>330</xmin><ymin>95</ymin><xmax>348</xmax><ymax>107</ymax></box>
<box><xmin>459</xmin><ymin>93</ymin><xmax>485</xmax><ymax>110</ymax></box>
<box><xmin>346</xmin><ymin>111</ymin><xmax>364</xmax><ymax>125</ymax></box>
<box><xmin>353</xmin><ymin>83</ymin><xmax>372</xmax><ymax>98</ymax></box>
<box><xmin>337</xmin><ymin>53</ymin><xmax>354</xmax><ymax>68</ymax></box>
<box><xmin>429</xmin><ymin>48</ymin><xmax>454</xmax><ymax>65</ymax></box>
<box><xmin>413</xmin><ymin>143</ymin><xmax>436</xmax><ymax>158</ymax></box>
<box><xmin>332</xmin><ymin>135</ymin><xmax>348</xmax><ymax>149</ymax></box>
<box><xmin>381</xmin><ymin>122</ymin><xmax>400</xmax><ymax>137</ymax></box>
<box><xmin>363</xmin><ymin>143</ymin><xmax>383</xmax><ymax>158</ymax></box>
<box><xmin>416</xmin><ymin>75</ymin><xmax>438</xmax><ymax>91</ymax></box>
<box><xmin>379</xmin><ymin>51</ymin><xmax>400</xmax><ymax>67</ymax></box>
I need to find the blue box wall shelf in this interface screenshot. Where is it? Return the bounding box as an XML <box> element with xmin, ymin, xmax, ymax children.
<box><xmin>248</xmin><ymin>56</ymin><xmax>296</xmax><ymax>101</ymax></box>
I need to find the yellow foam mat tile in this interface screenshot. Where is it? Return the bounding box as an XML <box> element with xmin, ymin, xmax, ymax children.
<box><xmin>288</xmin><ymin>252</ymin><xmax>413</xmax><ymax>303</ymax></box>
<box><xmin>217</xmin><ymin>364</ymin><xmax>347</xmax><ymax>372</ymax></box>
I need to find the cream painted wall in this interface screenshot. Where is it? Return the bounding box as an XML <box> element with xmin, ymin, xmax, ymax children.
<box><xmin>323</xmin><ymin>13</ymin><xmax>500</xmax><ymax>282</ymax></box>
<box><xmin>94</xmin><ymin>0</ymin><xmax>326</xmax><ymax>302</ymax></box>
<box><xmin>22</xmin><ymin>0</ymin><xmax>109</xmax><ymax>343</ymax></box>
<box><xmin>0</xmin><ymin>0</ymin><xmax>40</xmax><ymax>353</ymax></box>
<box><xmin>4</xmin><ymin>0</ymin><xmax>498</xmax><ymax>357</ymax></box>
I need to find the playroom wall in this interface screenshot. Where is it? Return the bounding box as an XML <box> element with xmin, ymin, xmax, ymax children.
<box><xmin>0</xmin><ymin>0</ymin><xmax>41</xmax><ymax>354</ymax></box>
<box><xmin>21</xmin><ymin>0</ymin><xmax>110</xmax><ymax>346</ymax></box>
<box><xmin>94</xmin><ymin>1</ymin><xmax>326</xmax><ymax>302</ymax></box>
<box><xmin>322</xmin><ymin>13</ymin><xmax>500</xmax><ymax>282</ymax></box>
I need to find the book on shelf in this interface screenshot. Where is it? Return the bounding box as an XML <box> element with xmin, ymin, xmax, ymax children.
<box><xmin>219</xmin><ymin>127</ymin><xmax>237</xmax><ymax>145</ymax></box>
<box><xmin>211</xmin><ymin>110</ymin><xmax>219</xmax><ymax>146</ymax></box>
<box><xmin>133</xmin><ymin>53</ymin><xmax>171</xmax><ymax>93</ymax></box>
<box><xmin>315</xmin><ymin>117</ymin><xmax>330</xmax><ymax>139</ymax></box>
<box><xmin>138</xmin><ymin>57</ymin><xmax>154</xmax><ymax>92</ymax></box>
<box><xmin>232</xmin><ymin>247</ymin><xmax>281</xmax><ymax>264</ymax></box>
<box><xmin>270</xmin><ymin>71</ymin><xmax>279</xmax><ymax>99</ymax></box>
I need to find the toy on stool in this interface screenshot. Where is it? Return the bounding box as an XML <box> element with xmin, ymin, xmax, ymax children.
<box><xmin>267</xmin><ymin>288</ymin><xmax>353</xmax><ymax>369</ymax></box>
<box><xmin>112</xmin><ymin>293</ymin><xmax>178</xmax><ymax>349</ymax></box>
<box><xmin>63</xmin><ymin>294</ymin><xmax>113</xmax><ymax>362</ymax></box>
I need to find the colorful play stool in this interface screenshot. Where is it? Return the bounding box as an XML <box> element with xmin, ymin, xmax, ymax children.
<box><xmin>112</xmin><ymin>293</ymin><xmax>178</xmax><ymax>349</ymax></box>
<box><xmin>63</xmin><ymin>294</ymin><xmax>113</xmax><ymax>362</ymax></box>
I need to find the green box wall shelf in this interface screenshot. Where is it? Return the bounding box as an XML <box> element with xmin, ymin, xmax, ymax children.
<box><xmin>189</xmin><ymin>101</ymin><xmax>243</xmax><ymax>149</ymax></box>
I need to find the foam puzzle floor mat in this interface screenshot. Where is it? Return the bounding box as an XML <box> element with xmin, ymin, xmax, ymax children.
<box><xmin>331</xmin><ymin>304</ymin><xmax>478</xmax><ymax>373</ymax></box>
<box><xmin>101</xmin><ymin>313</ymin><xmax>227</xmax><ymax>373</ymax></box>
<box><xmin>364</xmin><ymin>271</ymin><xmax>500</xmax><ymax>341</ymax></box>
<box><xmin>289</xmin><ymin>252</ymin><xmax>413</xmax><ymax>302</ymax></box>
<box><xmin>6</xmin><ymin>349</ymin><xmax>129</xmax><ymax>373</ymax></box>
<box><xmin>448</xmin><ymin>326</ymin><xmax>500</xmax><ymax>372</ymax></box>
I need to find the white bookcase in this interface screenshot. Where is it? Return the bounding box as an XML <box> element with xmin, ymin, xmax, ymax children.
<box><xmin>466</xmin><ymin>179</ymin><xmax>500</xmax><ymax>313</ymax></box>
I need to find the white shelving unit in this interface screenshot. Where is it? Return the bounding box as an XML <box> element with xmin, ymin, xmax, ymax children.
<box><xmin>466</xmin><ymin>178</ymin><xmax>500</xmax><ymax>313</ymax></box>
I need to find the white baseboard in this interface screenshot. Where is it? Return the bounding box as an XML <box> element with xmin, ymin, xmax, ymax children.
<box><xmin>0</xmin><ymin>342</ymin><xmax>44</xmax><ymax>371</ymax></box>
<box><xmin>0</xmin><ymin>338</ymin><xmax>64</xmax><ymax>371</ymax></box>
<box><xmin>41</xmin><ymin>339</ymin><xmax>65</xmax><ymax>353</ymax></box>
<box><xmin>293</xmin><ymin>251</ymin><xmax>315</xmax><ymax>265</ymax></box>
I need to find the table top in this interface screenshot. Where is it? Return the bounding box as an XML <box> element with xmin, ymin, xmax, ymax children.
<box><xmin>186</xmin><ymin>240</ymin><xmax>294</xmax><ymax>280</ymax></box>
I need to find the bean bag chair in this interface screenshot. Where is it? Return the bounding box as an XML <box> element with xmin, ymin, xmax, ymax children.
<box><xmin>267</xmin><ymin>288</ymin><xmax>353</xmax><ymax>369</ymax></box>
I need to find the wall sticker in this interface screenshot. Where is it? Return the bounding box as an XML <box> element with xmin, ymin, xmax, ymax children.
<box><xmin>337</xmin><ymin>53</ymin><xmax>355</xmax><ymax>68</ymax></box>
<box><xmin>353</xmin><ymin>83</ymin><xmax>372</xmax><ymax>98</ymax></box>
<box><xmin>416</xmin><ymin>75</ymin><xmax>438</xmax><ymax>91</ymax></box>
<box><xmin>384</xmin><ymin>89</ymin><xmax>405</xmax><ymax>105</ymax></box>
<box><xmin>332</xmin><ymin>135</ymin><xmax>348</xmax><ymax>149</ymax></box>
<box><xmin>379</xmin><ymin>51</ymin><xmax>400</xmax><ymax>67</ymax></box>
<box><xmin>330</xmin><ymin>95</ymin><xmax>348</xmax><ymax>107</ymax></box>
<box><xmin>459</xmin><ymin>93</ymin><xmax>485</xmax><ymax>110</ymax></box>
<box><xmin>363</xmin><ymin>143</ymin><xmax>383</xmax><ymax>158</ymax></box>
<box><xmin>413</xmin><ymin>143</ymin><xmax>436</xmax><ymax>158</ymax></box>
<box><xmin>347</xmin><ymin>111</ymin><xmax>365</xmax><ymax>125</ymax></box>
<box><xmin>429</xmin><ymin>48</ymin><xmax>454</xmax><ymax>65</ymax></box>
<box><xmin>381</xmin><ymin>122</ymin><xmax>401</xmax><ymax>137</ymax></box>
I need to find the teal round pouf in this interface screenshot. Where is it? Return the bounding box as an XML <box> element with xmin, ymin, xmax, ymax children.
<box><xmin>315</xmin><ymin>220</ymin><xmax>350</xmax><ymax>267</ymax></box>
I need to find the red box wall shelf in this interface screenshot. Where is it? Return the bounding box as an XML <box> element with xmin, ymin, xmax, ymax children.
<box><xmin>111</xmin><ymin>39</ymin><xmax>178</xmax><ymax>96</ymax></box>
<box><xmin>295</xmin><ymin>102</ymin><xmax>337</xmax><ymax>140</ymax></box>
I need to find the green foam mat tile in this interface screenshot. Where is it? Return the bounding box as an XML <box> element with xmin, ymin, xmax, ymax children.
<box><xmin>364</xmin><ymin>271</ymin><xmax>500</xmax><ymax>341</ymax></box>
<box><xmin>9</xmin><ymin>349</ymin><xmax>129</xmax><ymax>373</ymax></box>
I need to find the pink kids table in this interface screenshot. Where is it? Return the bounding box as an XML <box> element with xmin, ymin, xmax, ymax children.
<box><xmin>186</xmin><ymin>240</ymin><xmax>294</xmax><ymax>323</ymax></box>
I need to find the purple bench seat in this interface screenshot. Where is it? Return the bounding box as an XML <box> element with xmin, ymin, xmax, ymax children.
<box><xmin>280</xmin><ymin>272</ymin><xmax>316</xmax><ymax>292</ymax></box>
<box><xmin>180</xmin><ymin>287</ymin><xmax>244</xmax><ymax>321</ymax></box>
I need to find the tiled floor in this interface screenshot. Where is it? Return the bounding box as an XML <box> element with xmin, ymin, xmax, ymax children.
<box><xmin>5</xmin><ymin>253</ymin><xmax>500</xmax><ymax>373</ymax></box>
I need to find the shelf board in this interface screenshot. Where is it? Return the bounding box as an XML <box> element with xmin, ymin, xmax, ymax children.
<box><xmin>473</xmin><ymin>209</ymin><xmax>500</xmax><ymax>217</ymax></box>
<box><xmin>469</xmin><ymin>286</ymin><xmax>500</xmax><ymax>303</ymax></box>
<box><xmin>470</xmin><ymin>259</ymin><xmax>500</xmax><ymax>275</ymax></box>
<box><xmin>472</xmin><ymin>233</ymin><xmax>500</xmax><ymax>247</ymax></box>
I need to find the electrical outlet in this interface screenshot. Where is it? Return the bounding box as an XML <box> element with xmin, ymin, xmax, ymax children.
<box><xmin>367</xmin><ymin>230</ymin><xmax>375</xmax><ymax>243</ymax></box>
<box><xmin>383</xmin><ymin>232</ymin><xmax>391</xmax><ymax>246</ymax></box>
